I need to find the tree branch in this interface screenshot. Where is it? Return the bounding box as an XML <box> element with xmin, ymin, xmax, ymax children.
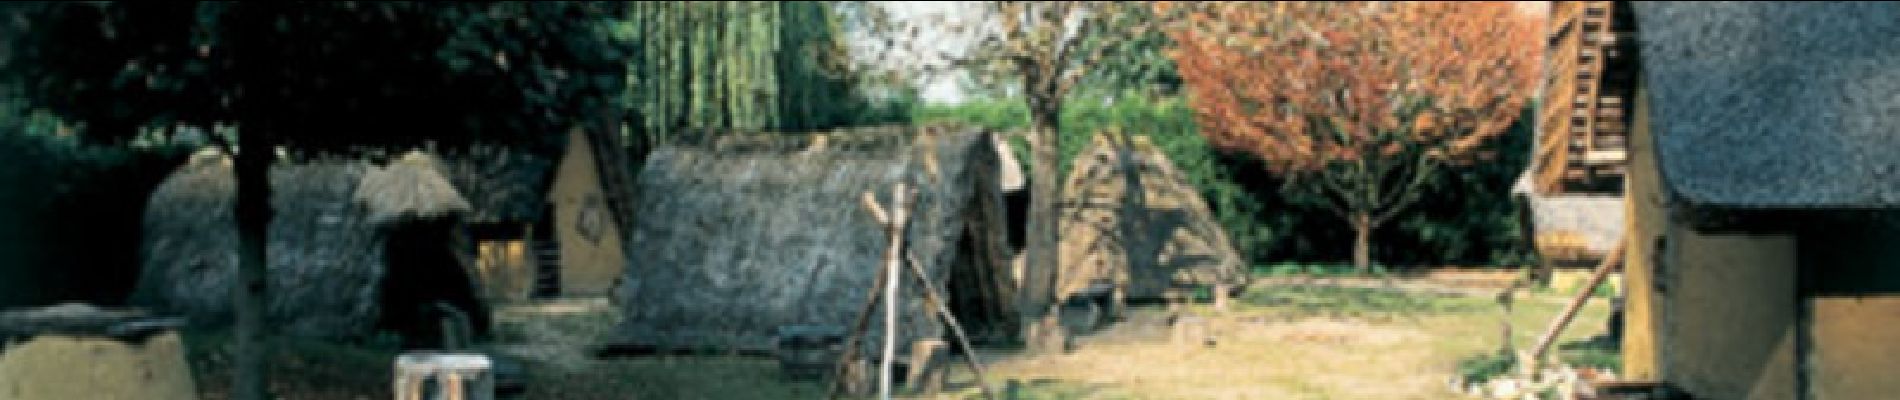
<box><xmin>1372</xmin><ymin>154</ymin><xmax>1438</xmax><ymax>227</ymax></box>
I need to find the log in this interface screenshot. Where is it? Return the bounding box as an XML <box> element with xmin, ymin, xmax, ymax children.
<box><xmin>1523</xmin><ymin>243</ymin><xmax>1625</xmax><ymax>373</ymax></box>
<box><xmin>826</xmin><ymin>265</ymin><xmax>883</xmax><ymax>397</ymax></box>
<box><xmin>905</xmin><ymin>250</ymin><xmax>998</xmax><ymax>400</ymax></box>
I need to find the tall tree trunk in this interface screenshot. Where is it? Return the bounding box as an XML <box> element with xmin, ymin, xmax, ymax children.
<box><xmin>1113</xmin><ymin>131</ymin><xmax>1145</xmax><ymax>315</ymax></box>
<box><xmin>229</xmin><ymin>3</ymin><xmax>275</xmax><ymax>398</ymax></box>
<box><xmin>1020</xmin><ymin>105</ymin><xmax>1065</xmax><ymax>353</ymax></box>
<box><xmin>1352</xmin><ymin>212</ymin><xmax>1373</xmax><ymax>274</ymax></box>
<box><xmin>231</xmin><ymin>128</ymin><xmax>273</xmax><ymax>400</ymax></box>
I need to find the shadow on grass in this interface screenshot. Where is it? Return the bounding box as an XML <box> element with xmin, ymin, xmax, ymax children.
<box><xmin>1556</xmin><ymin>335</ymin><xmax>1622</xmax><ymax>371</ymax></box>
<box><xmin>942</xmin><ymin>377</ymin><xmax>1122</xmax><ymax>400</ymax></box>
<box><xmin>182</xmin><ymin>328</ymin><xmax>400</xmax><ymax>400</ymax></box>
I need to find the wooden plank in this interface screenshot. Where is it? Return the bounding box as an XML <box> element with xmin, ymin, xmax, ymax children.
<box><xmin>1523</xmin><ymin>244</ymin><xmax>1624</xmax><ymax>370</ymax></box>
<box><xmin>1580</xmin><ymin>150</ymin><xmax>1627</xmax><ymax>165</ymax></box>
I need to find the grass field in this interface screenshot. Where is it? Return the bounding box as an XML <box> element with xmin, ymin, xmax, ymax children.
<box><xmin>178</xmin><ymin>280</ymin><xmax>1616</xmax><ymax>399</ymax></box>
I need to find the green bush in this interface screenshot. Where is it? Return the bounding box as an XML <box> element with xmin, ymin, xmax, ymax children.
<box><xmin>0</xmin><ymin>126</ymin><xmax>191</xmax><ymax>306</ymax></box>
<box><xmin>1457</xmin><ymin>350</ymin><xmax>1519</xmax><ymax>384</ymax></box>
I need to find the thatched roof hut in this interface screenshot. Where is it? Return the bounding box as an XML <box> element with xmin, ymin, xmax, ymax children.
<box><xmin>134</xmin><ymin>149</ymin><xmax>475</xmax><ymax>339</ymax></box>
<box><xmin>612</xmin><ymin>126</ymin><xmax>1017</xmax><ymax>352</ymax></box>
<box><xmin>357</xmin><ymin>151</ymin><xmax>473</xmax><ymax>225</ymax></box>
<box><xmin>1056</xmin><ymin>133</ymin><xmax>1248</xmax><ymax>301</ymax></box>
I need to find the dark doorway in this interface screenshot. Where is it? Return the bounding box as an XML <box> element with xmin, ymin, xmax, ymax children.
<box><xmin>377</xmin><ymin>219</ymin><xmax>490</xmax><ymax>349</ymax></box>
<box><xmin>1004</xmin><ymin>188</ymin><xmax>1028</xmax><ymax>251</ymax></box>
<box><xmin>945</xmin><ymin>226</ymin><xmax>1015</xmax><ymax>346</ymax></box>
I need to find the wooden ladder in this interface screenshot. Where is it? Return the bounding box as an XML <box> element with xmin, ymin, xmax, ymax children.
<box><xmin>531</xmin><ymin>235</ymin><xmax>562</xmax><ymax>298</ymax></box>
<box><xmin>1536</xmin><ymin>1</ymin><xmax>1631</xmax><ymax>193</ymax></box>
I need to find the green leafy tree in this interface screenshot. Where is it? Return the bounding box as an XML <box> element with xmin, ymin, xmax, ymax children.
<box><xmin>622</xmin><ymin>1</ymin><xmax>907</xmax><ymax>155</ymax></box>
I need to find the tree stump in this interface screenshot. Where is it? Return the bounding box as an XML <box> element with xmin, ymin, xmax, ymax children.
<box><xmin>1212</xmin><ymin>284</ymin><xmax>1233</xmax><ymax>313</ymax></box>
<box><xmin>393</xmin><ymin>352</ymin><xmax>494</xmax><ymax>400</ymax></box>
<box><xmin>1172</xmin><ymin>315</ymin><xmax>1213</xmax><ymax>348</ymax></box>
<box><xmin>1026</xmin><ymin>317</ymin><xmax>1073</xmax><ymax>354</ymax></box>
<box><xmin>905</xmin><ymin>339</ymin><xmax>949</xmax><ymax>394</ymax></box>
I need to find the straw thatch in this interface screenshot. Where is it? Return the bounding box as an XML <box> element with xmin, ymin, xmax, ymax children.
<box><xmin>1056</xmin><ymin>133</ymin><xmax>1248</xmax><ymax>301</ymax></box>
<box><xmin>611</xmin><ymin>125</ymin><xmax>1016</xmax><ymax>352</ymax></box>
<box><xmin>356</xmin><ymin>151</ymin><xmax>472</xmax><ymax>226</ymax></box>
<box><xmin>134</xmin><ymin>150</ymin><xmax>386</xmax><ymax>338</ymax></box>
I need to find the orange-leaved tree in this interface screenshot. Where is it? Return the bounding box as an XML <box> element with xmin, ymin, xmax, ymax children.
<box><xmin>1159</xmin><ymin>1</ymin><xmax>1540</xmax><ymax>272</ymax></box>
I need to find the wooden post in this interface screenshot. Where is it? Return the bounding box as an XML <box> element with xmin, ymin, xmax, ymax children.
<box><xmin>1213</xmin><ymin>283</ymin><xmax>1232</xmax><ymax>313</ymax></box>
<box><xmin>1523</xmin><ymin>243</ymin><xmax>1625</xmax><ymax>374</ymax></box>
<box><xmin>905</xmin><ymin>251</ymin><xmax>998</xmax><ymax>400</ymax></box>
<box><xmin>879</xmin><ymin>183</ymin><xmax>909</xmax><ymax>400</ymax></box>
<box><xmin>838</xmin><ymin>184</ymin><xmax>915</xmax><ymax>400</ymax></box>
<box><xmin>827</xmin><ymin>257</ymin><xmax>886</xmax><ymax>397</ymax></box>
<box><xmin>828</xmin><ymin>191</ymin><xmax>900</xmax><ymax>400</ymax></box>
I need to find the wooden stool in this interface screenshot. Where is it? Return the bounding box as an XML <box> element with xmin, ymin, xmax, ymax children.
<box><xmin>394</xmin><ymin>352</ymin><xmax>494</xmax><ymax>400</ymax></box>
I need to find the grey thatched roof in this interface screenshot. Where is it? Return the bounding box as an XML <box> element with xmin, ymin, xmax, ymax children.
<box><xmin>356</xmin><ymin>151</ymin><xmax>471</xmax><ymax>225</ymax></box>
<box><xmin>613</xmin><ymin>126</ymin><xmax>1013</xmax><ymax>352</ymax></box>
<box><xmin>1635</xmin><ymin>2</ymin><xmax>1900</xmax><ymax>209</ymax></box>
<box><xmin>135</xmin><ymin>151</ymin><xmax>386</xmax><ymax>338</ymax></box>
<box><xmin>1522</xmin><ymin>192</ymin><xmax>1625</xmax><ymax>256</ymax></box>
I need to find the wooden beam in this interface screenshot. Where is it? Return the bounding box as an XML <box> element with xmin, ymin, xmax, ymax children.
<box><xmin>1523</xmin><ymin>243</ymin><xmax>1626</xmax><ymax>372</ymax></box>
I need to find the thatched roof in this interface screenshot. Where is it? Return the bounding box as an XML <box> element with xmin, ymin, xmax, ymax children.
<box><xmin>1521</xmin><ymin>192</ymin><xmax>1625</xmax><ymax>262</ymax></box>
<box><xmin>613</xmin><ymin>126</ymin><xmax>1015</xmax><ymax>352</ymax></box>
<box><xmin>135</xmin><ymin>150</ymin><xmax>387</xmax><ymax>338</ymax></box>
<box><xmin>994</xmin><ymin>133</ymin><xmax>1025</xmax><ymax>192</ymax></box>
<box><xmin>1056</xmin><ymin>133</ymin><xmax>1247</xmax><ymax>300</ymax></box>
<box><xmin>1635</xmin><ymin>2</ymin><xmax>1900</xmax><ymax>209</ymax></box>
<box><xmin>356</xmin><ymin>151</ymin><xmax>471</xmax><ymax>226</ymax></box>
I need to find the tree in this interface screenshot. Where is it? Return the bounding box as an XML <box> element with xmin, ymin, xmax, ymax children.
<box><xmin>1</xmin><ymin>3</ymin><xmax>634</xmax><ymax>399</ymax></box>
<box><xmin>622</xmin><ymin>1</ymin><xmax>900</xmax><ymax>154</ymax></box>
<box><xmin>846</xmin><ymin>1</ymin><xmax>1152</xmax><ymax>353</ymax></box>
<box><xmin>1160</xmin><ymin>1</ymin><xmax>1539</xmax><ymax>273</ymax></box>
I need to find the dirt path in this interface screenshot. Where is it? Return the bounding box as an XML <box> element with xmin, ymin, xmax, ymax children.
<box><xmin>931</xmin><ymin>283</ymin><xmax>1614</xmax><ymax>399</ymax></box>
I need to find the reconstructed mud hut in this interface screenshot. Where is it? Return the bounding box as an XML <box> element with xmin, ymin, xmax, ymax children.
<box><xmin>612</xmin><ymin>126</ymin><xmax>1019</xmax><ymax>352</ymax></box>
<box><xmin>134</xmin><ymin>149</ymin><xmax>490</xmax><ymax>341</ymax></box>
<box><xmin>1055</xmin><ymin>133</ymin><xmax>1247</xmax><ymax>302</ymax></box>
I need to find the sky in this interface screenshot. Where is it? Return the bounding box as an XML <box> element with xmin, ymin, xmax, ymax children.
<box><xmin>852</xmin><ymin>1</ymin><xmax>982</xmax><ymax>105</ymax></box>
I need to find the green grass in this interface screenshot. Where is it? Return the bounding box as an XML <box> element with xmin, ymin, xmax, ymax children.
<box><xmin>1235</xmin><ymin>285</ymin><xmax>1494</xmax><ymax>319</ymax></box>
<box><xmin>181</xmin><ymin>328</ymin><xmax>401</xmax><ymax>399</ymax></box>
<box><xmin>1251</xmin><ymin>262</ymin><xmax>1392</xmax><ymax>278</ymax></box>
<box><xmin>1456</xmin><ymin>349</ymin><xmax>1519</xmax><ymax>384</ymax></box>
